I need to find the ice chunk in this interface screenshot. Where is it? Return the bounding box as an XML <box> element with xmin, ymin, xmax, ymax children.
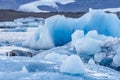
<box><xmin>14</xmin><ymin>18</ymin><xmax>44</xmax><ymax>28</ymax></box>
<box><xmin>37</xmin><ymin>26</ymin><xmax>54</xmax><ymax>49</ymax></box>
<box><xmin>94</xmin><ymin>52</ymin><xmax>106</xmax><ymax>63</ymax></box>
<box><xmin>25</xmin><ymin>22</ymin><xmax>39</xmax><ymax>27</ymax></box>
<box><xmin>14</xmin><ymin>17</ymin><xmax>36</xmax><ymax>23</ymax></box>
<box><xmin>44</xmin><ymin>53</ymin><xmax>68</xmax><ymax>62</ymax></box>
<box><xmin>46</xmin><ymin>15</ymin><xmax>77</xmax><ymax>46</ymax></box>
<box><xmin>82</xmin><ymin>9</ymin><xmax>120</xmax><ymax>37</ymax></box>
<box><xmin>60</xmin><ymin>55</ymin><xmax>85</xmax><ymax>74</ymax></box>
<box><xmin>113</xmin><ymin>48</ymin><xmax>120</xmax><ymax>67</ymax></box>
<box><xmin>21</xmin><ymin>66</ymin><xmax>28</xmax><ymax>73</ymax></box>
<box><xmin>85</xmin><ymin>30</ymin><xmax>112</xmax><ymax>41</ymax></box>
<box><xmin>71</xmin><ymin>30</ymin><xmax>84</xmax><ymax>46</ymax></box>
<box><xmin>113</xmin><ymin>54</ymin><xmax>120</xmax><ymax>67</ymax></box>
<box><xmin>0</xmin><ymin>22</ymin><xmax>18</xmax><ymax>28</ymax></box>
<box><xmin>23</xmin><ymin>25</ymin><xmax>54</xmax><ymax>50</ymax></box>
<box><xmin>88</xmin><ymin>59</ymin><xmax>95</xmax><ymax>65</ymax></box>
<box><xmin>22</xmin><ymin>27</ymin><xmax>40</xmax><ymax>49</ymax></box>
<box><xmin>75</xmin><ymin>37</ymin><xmax>101</xmax><ymax>55</ymax></box>
<box><xmin>112</xmin><ymin>44</ymin><xmax>120</xmax><ymax>52</ymax></box>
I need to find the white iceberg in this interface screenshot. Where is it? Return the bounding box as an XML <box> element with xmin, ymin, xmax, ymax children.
<box><xmin>71</xmin><ymin>30</ymin><xmax>84</xmax><ymax>46</ymax></box>
<box><xmin>22</xmin><ymin>25</ymin><xmax>54</xmax><ymax>50</ymax></box>
<box><xmin>75</xmin><ymin>37</ymin><xmax>101</xmax><ymax>55</ymax></box>
<box><xmin>60</xmin><ymin>55</ymin><xmax>85</xmax><ymax>74</ymax></box>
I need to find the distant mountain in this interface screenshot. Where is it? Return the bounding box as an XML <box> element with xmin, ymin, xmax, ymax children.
<box><xmin>0</xmin><ymin>0</ymin><xmax>120</xmax><ymax>12</ymax></box>
<box><xmin>19</xmin><ymin>0</ymin><xmax>120</xmax><ymax>12</ymax></box>
<box><xmin>0</xmin><ymin>0</ymin><xmax>36</xmax><ymax>10</ymax></box>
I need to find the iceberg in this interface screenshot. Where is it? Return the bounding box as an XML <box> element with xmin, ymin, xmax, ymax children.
<box><xmin>75</xmin><ymin>37</ymin><xmax>101</xmax><ymax>55</ymax></box>
<box><xmin>23</xmin><ymin>25</ymin><xmax>54</xmax><ymax>50</ymax></box>
<box><xmin>76</xmin><ymin>9</ymin><xmax>120</xmax><ymax>37</ymax></box>
<box><xmin>46</xmin><ymin>15</ymin><xmax>77</xmax><ymax>46</ymax></box>
<box><xmin>60</xmin><ymin>55</ymin><xmax>85</xmax><ymax>74</ymax></box>
<box><xmin>71</xmin><ymin>30</ymin><xmax>84</xmax><ymax>46</ymax></box>
<box><xmin>23</xmin><ymin>9</ymin><xmax>120</xmax><ymax>50</ymax></box>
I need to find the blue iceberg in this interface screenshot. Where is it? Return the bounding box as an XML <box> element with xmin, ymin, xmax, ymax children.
<box><xmin>23</xmin><ymin>9</ymin><xmax>120</xmax><ymax>50</ymax></box>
